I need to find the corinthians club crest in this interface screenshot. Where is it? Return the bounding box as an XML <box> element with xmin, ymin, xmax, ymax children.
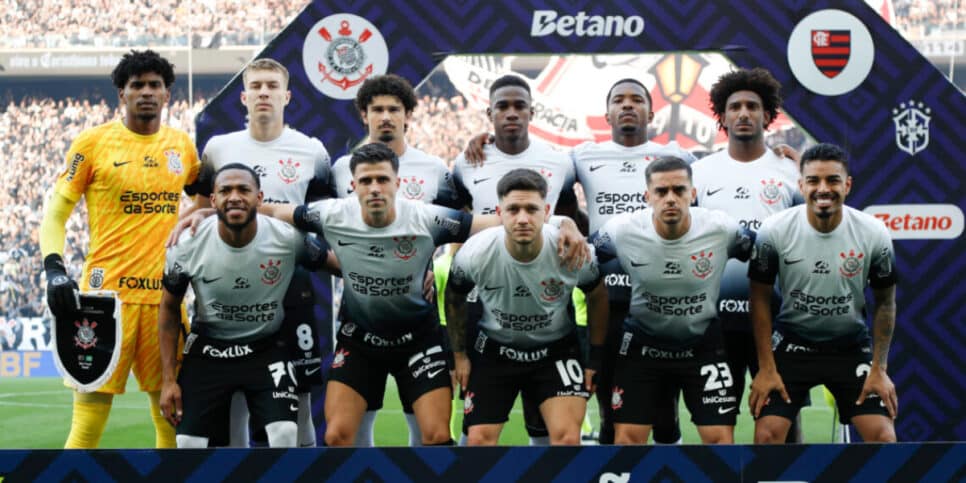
<box><xmin>892</xmin><ymin>100</ymin><xmax>931</xmax><ymax>156</ymax></box>
<box><xmin>303</xmin><ymin>14</ymin><xmax>389</xmax><ymax>100</ymax></box>
<box><xmin>74</xmin><ymin>319</ymin><xmax>98</xmax><ymax>349</ymax></box>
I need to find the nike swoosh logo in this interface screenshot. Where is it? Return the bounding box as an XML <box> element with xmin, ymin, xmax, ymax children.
<box><xmin>589</xmin><ymin>164</ymin><xmax>605</xmax><ymax>172</ymax></box>
<box><xmin>290</xmin><ymin>404</ymin><xmax>299</xmax><ymax>412</ymax></box>
<box><xmin>113</xmin><ymin>161</ymin><xmax>132</xmax><ymax>167</ymax></box>
<box><xmin>784</xmin><ymin>258</ymin><xmax>804</xmax><ymax>265</ymax></box>
<box><xmin>630</xmin><ymin>262</ymin><xmax>649</xmax><ymax>267</ymax></box>
<box><xmin>346</xmin><ymin>188</ymin><xmax>354</xmax><ymax>194</ymax></box>
<box><xmin>706</xmin><ymin>188</ymin><xmax>724</xmax><ymax>196</ymax></box>
<box><xmin>718</xmin><ymin>406</ymin><xmax>736</xmax><ymax>414</ymax></box>
<box><xmin>305</xmin><ymin>366</ymin><xmax>320</xmax><ymax>375</ymax></box>
<box><xmin>337</xmin><ymin>241</ymin><xmax>356</xmax><ymax>246</ymax></box>
<box><xmin>483</xmin><ymin>285</ymin><xmax>503</xmax><ymax>291</ymax></box>
<box><xmin>201</xmin><ymin>277</ymin><xmax>222</xmax><ymax>284</ymax></box>
<box><xmin>473</xmin><ymin>178</ymin><xmax>490</xmax><ymax>185</ymax></box>
<box><xmin>427</xmin><ymin>369</ymin><xmax>445</xmax><ymax>378</ymax></box>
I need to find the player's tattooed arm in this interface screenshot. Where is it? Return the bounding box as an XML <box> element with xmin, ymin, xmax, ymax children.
<box><xmin>445</xmin><ymin>281</ymin><xmax>471</xmax><ymax>390</ymax></box>
<box><xmin>860</xmin><ymin>284</ymin><xmax>898</xmax><ymax>418</ymax></box>
<box><xmin>158</xmin><ymin>288</ymin><xmax>185</xmax><ymax>427</ymax></box>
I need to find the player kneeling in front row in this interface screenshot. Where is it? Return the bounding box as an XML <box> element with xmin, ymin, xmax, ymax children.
<box><xmin>159</xmin><ymin>164</ymin><xmax>325</xmax><ymax>447</ymax></box>
<box><xmin>748</xmin><ymin>143</ymin><xmax>898</xmax><ymax>443</ymax></box>
<box><xmin>446</xmin><ymin>168</ymin><xmax>608</xmax><ymax>445</ymax></box>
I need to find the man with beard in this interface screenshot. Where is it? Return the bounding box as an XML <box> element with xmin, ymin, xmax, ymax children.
<box><xmin>748</xmin><ymin>143</ymin><xmax>898</xmax><ymax>443</ymax></box>
<box><xmin>40</xmin><ymin>50</ymin><xmax>200</xmax><ymax>448</ymax></box>
<box><xmin>159</xmin><ymin>164</ymin><xmax>325</xmax><ymax>448</ymax></box>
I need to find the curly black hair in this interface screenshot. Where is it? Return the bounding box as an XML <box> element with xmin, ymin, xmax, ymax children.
<box><xmin>111</xmin><ymin>50</ymin><xmax>175</xmax><ymax>89</ymax></box>
<box><xmin>708</xmin><ymin>67</ymin><xmax>782</xmax><ymax>131</ymax></box>
<box><xmin>354</xmin><ymin>74</ymin><xmax>417</xmax><ymax>114</ymax></box>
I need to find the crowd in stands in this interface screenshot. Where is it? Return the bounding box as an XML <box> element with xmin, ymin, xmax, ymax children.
<box><xmin>894</xmin><ymin>0</ymin><xmax>965</xmax><ymax>37</ymax></box>
<box><xmin>0</xmin><ymin>0</ymin><xmax>311</xmax><ymax>48</ymax></box>
<box><xmin>1</xmin><ymin>1</ymin><xmax>962</xmax><ymax>50</ymax></box>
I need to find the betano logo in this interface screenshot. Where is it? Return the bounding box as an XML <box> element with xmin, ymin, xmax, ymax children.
<box><xmin>530</xmin><ymin>10</ymin><xmax>644</xmax><ymax>37</ymax></box>
<box><xmin>864</xmin><ymin>204</ymin><xmax>964</xmax><ymax>240</ymax></box>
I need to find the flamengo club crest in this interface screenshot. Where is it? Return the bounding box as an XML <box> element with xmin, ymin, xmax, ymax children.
<box><xmin>74</xmin><ymin>319</ymin><xmax>97</xmax><ymax>349</ymax></box>
<box><xmin>260</xmin><ymin>259</ymin><xmax>283</xmax><ymax>285</ymax></box>
<box><xmin>690</xmin><ymin>250</ymin><xmax>714</xmax><ymax>279</ymax></box>
<box><xmin>811</xmin><ymin>29</ymin><xmax>850</xmax><ymax>78</ymax></box>
<box><xmin>539</xmin><ymin>278</ymin><xmax>565</xmax><ymax>302</ymax></box>
<box><xmin>839</xmin><ymin>249</ymin><xmax>864</xmax><ymax>278</ymax></box>
<box><xmin>164</xmin><ymin>149</ymin><xmax>183</xmax><ymax>175</ymax></box>
<box><xmin>892</xmin><ymin>100</ymin><xmax>931</xmax><ymax>155</ymax></box>
<box><xmin>401</xmin><ymin>176</ymin><xmax>425</xmax><ymax>200</ymax></box>
<box><xmin>302</xmin><ymin>14</ymin><xmax>389</xmax><ymax>100</ymax></box>
<box><xmin>759</xmin><ymin>179</ymin><xmax>784</xmax><ymax>205</ymax></box>
<box><xmin>393</xmin><ymin>236</ymin><xmax>418</xmax><ymax>260</ymax></box>
<box><xmin>278</xmin><ymin>158</ymin><xmax>300</xmax><ymax>184</ymax></box>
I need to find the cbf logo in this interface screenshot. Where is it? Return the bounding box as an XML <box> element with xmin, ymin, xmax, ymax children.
<box><xmin>539</xmin><ymin>278</ymin><xmax>565</xmax><ymax>302</ymax></box>
<box><xmin>74</xmin><ymin>319</ymin><xmax>97</xmax><ymax>349</ymax></box>
<box><xmin>260</xmin><ymin>259</ymin><xmax>283</xmax><ymax>285</ymax></box>
<box><xmin>302</xmin><ymin>14</ymin><xmax>389</xmax><ymax>100</ymax></box>
<box><xmin>690</xmin><ymin>250</ymin><xmax>714</xmax><ymax>279</ymax></box>
<box><xmin>759</xmin><ymin>179</ymin><xmax>784</xmax><ymax>205</ymax></box>
<box><xmin>164</xmin><ymin>149</ymin><xmax>183</xmax><ymax>175</ymax></box>
<box><xmin>892</xmin><ymin>100</ymin><xmax>931</xmax><ymax>155</ymax></box>
<box><xmin>839</xmin><ymin>249</ymin><xmax>864</xmax><ymax>278</ymax></box>
<box><xmin>393</xmin><ymin>236</ymin><xmax>418</xmax><ymax>260</ymax></box>
<box><xmin>401</xmin><ymin>176</ymin><xmax>425</xmax><ymax>200</ymax></box>
<box><xmin>278</xmin><ymin>158</ymin><xmax>300</xmax><ymax>184</ymax></box>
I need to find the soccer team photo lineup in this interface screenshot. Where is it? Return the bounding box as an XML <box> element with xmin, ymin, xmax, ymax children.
<box><xmin>1</xmin><ymin>0</ymin><xmax>964</xmax><ymax>460</ymax></box>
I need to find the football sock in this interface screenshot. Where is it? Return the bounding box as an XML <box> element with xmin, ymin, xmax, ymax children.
<box><xmin>148</xmin><ymin>391</ymin><xmax>176</xmax><ymax>448</ymax></box>
<box><xmin>64</xmin><ymin>391</ymin><xmax>113</xmax><ymax>449</ymax></box>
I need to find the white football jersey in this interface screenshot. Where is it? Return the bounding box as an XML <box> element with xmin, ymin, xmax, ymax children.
<box><xmin>163</xmin><ymin>215</ymin><xmax>321</xmax><ymax>342</ymax></box>
<box><xmin>594</xmin><ymin>208</ymin><xmax>753</xmax><ymax>344</ymax></box>
<box><xmin>449</xmin><ymin>225</ymin><xmax>600</xmax><ymax>348</ymax></box>
<box><xmin>331</xmin><ymin>145</ymin><xmax>460</xmax><ymax>207</ymax></box>
<box><xmin>452</xmin><ymin>138</ymin><xmax>575</xmax><ymax>215</ymax></box>
<box><xmin>749</xmin><ymin>205</ymin><xmax>897</xmax><ymax>343</ymax></box>
<box><xmin>198</xmin><ymin>127</ymin><xmax>331</xmax><ymax>204</ymax></box>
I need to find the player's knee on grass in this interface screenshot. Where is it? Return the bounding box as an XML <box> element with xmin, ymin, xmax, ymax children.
<box><xmin>614</xmin><ymin>424</ymin><xmax>651</xmax><ymax>445</ymax></box>
<box><xmin>176</xmin><ymin>435</ymin><xmax>209</xmax><ymax>448</ymax></box>
<box><xmin>696</xmin><ymin>425</ymin><xmax>734</xmax><ymax>444</ymax></box>
<box><xmin>466</xmin><ymin>425</ymin><xmax>500</xmax><ymax>446</ymax></box>
<box><xmin>266</xmin><ymin>421</ymin><xmax>298</xmax><ymax>447</ymax></box>
<box><xmin>325</xmin><ymin>423</ymin><xmax>357</xmax><ymax>447</ymax></box>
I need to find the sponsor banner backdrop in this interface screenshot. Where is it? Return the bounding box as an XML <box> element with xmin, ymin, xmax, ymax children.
<box><xmin>1</xmin><ymin>444</ymin><xmax>964</xmax><ymax>481</ymax></box>
<box><xmin>196</xmin><ymin>0</ymin><xmax>966</xmax><ymax>441</ymax></box>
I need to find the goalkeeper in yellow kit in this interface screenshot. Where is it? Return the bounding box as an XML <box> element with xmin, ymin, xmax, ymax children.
<box><xmin>39</xmin><ymin>50</ymin><xmax>200</xmax><ymax>448</ymax></box>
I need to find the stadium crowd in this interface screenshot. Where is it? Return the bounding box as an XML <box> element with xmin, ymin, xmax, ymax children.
<box><xmin>894</xmin><ymin>0</ymin><xmax>965</xmax><ymax>37</ymax></box>
<box><xmin>0</xmin><ymin>0</ymin><xmax>311</xmax><ymax>48</ymax></box>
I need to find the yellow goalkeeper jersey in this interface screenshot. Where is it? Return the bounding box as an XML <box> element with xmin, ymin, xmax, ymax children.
<box><xmin>53</xmin><ymin>120</ymin><xmax>199</xmax><ymax>305</ymax></box>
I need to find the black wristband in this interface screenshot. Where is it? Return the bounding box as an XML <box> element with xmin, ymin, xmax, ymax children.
<box><xmin>588</xmin><ymin>344</ymin><xmax>605</xmax><ymax>372</ymax></box>
<box><xmin>43</xmin><ymin>253</ymin><xmax>67</xmax><ymax>275</ymax></box>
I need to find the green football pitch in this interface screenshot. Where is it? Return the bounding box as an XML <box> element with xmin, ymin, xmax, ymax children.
<box><xmin>0</xmin><ymin>377</ymin><xmax>837</xmax><ymax>448</ymax></box>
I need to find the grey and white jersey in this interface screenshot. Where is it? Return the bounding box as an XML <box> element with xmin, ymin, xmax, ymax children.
<box><xmin>331</xmin><ymin>145</ymin><xmax>461</xmax><ymax>207</ymax></box>
<box><xmin>573</xmin><ymin>140</ymin><xmax>696</xmax><ymax>234</ymax></box>
<box><xmin>592</xmin><ymin>208</ymin><xmax>754</xmax><ymax>345</ymax></box>
<box><xmin>748</xmin><ymin>205</ymin><xmax>898</xmax><ymax>343</ymax></box>
<box><xmin>163</xmin><ymin>215</ymin><xmax>322</xmax><ymax>342</ymax></box>
<box><xmin>452</xmin><ymin>138</ymin><xmax>575</xmax><ymax>215</ymax></box>
<box><xmin>195</xmin><ymin>127</ymin><xmax>332</xmax><ymax>203</ymax></box>
<box><xmin>448</xmin><ymin>226</ymin><xmax>600</xmax><ymax>348</ymax></box>
<box><xmin>692</xmin><ymin>148</ymin><xmax>802</xmax><ymax>326</ymax></box>
<box><xmin>295</xmin><ymin>198</ymin><xmax>472</xmax><ymax>336</ymax></box>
